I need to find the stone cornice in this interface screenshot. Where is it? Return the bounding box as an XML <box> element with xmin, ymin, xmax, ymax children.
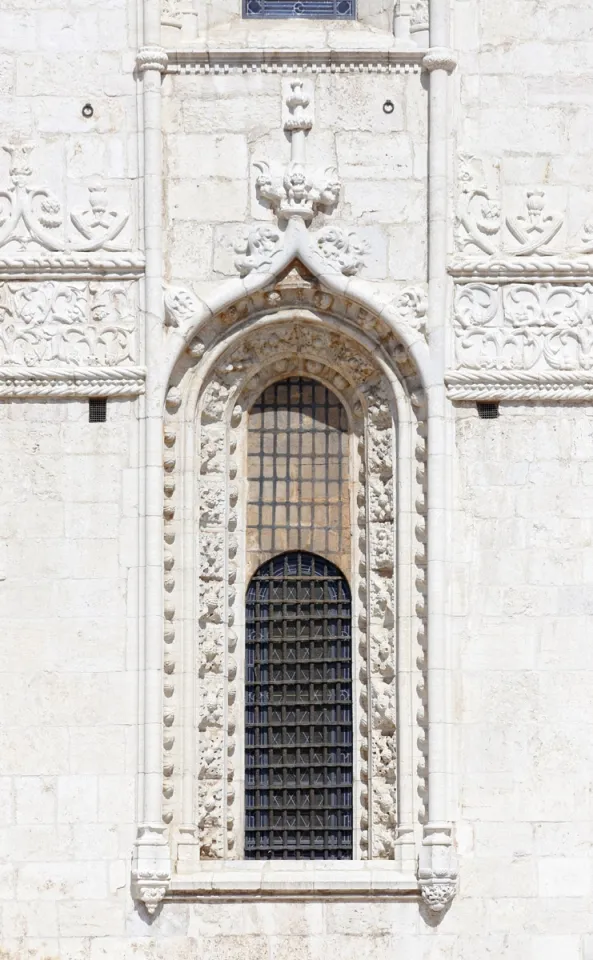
<box><xmin>165</xmin><ymin>47</ymin><xmax>426</xmax><ymax>74</ymax></box>
<box><xmin>449</xmin><ymin>256</ymin><xmax>593</xmax><ymax>285</ymax></box>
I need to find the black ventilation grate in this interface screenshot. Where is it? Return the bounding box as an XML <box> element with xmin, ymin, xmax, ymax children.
<box><xmin>245</xmin><ymin>551</ymin><xmax>353</xmax><ymax>860</ymax></box>
<box><xmin>89</xmin><ymin>398</ymin><xmax>107</xmax><ymax>422</ymax></box>
<box><xmin>476</xmin><ymin>402</ymin><xmax>500</xmax><ymax>420</ymax></box>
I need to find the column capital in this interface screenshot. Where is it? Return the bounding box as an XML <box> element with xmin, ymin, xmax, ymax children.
<box><xmin>137</xmin><ymin>46</ymin><xmax>169</xmax><ymax>73</ymax></box>
<box><xmin>423</xmin><ymin>47</ymin><xmax>457</xmax><ymax>73</ymax></box>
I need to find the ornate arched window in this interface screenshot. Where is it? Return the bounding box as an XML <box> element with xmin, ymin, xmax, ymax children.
<box><xmin>151</xmin><ymin>300</ymin><xmax>439</xmax><ymax>906</ymax></box>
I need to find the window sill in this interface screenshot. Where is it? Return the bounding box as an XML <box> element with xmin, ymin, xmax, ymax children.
<box><xmin>165</xmin><ymin>20</ymin><xmax>427</xmax><ymax>72</ymax></box>
<box><xmin>169</xmin><ymin>861</ymin><xmax>419</xmax><ymax>900</ymax></box>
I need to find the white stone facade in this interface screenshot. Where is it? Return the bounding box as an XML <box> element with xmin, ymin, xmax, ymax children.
<box><xmin>1</xmin><ymin>0</ymin><xmax>593</xmax><ymax>956</ymax></box>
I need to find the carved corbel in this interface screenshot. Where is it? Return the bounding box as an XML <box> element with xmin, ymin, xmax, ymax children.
<box><xmin>418</xmin><ymin>823</ymin><xmax>458</xmax><ymax>915</ymax></box>
<box><xmin>132</xmin><ymin>823</ymin><xmax>172</xmax><ymax>915</ymax></box>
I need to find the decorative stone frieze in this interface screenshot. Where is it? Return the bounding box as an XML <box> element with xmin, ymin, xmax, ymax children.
<box><xmin>448</xmin><ymin>281</ymin><xmax>593</xmax><ymax>401</ymax></box>
<box><xmin>0</xmin><ymin>280</ymin><xmax>137</xmax><ymax>366</ymax></box>
<box><xmin>0</xmin><ymin>365</ymin><xmax>145</xmax><ymax>398</ymax></box>
<box><xmin>455</xmin><ymin>155</ymin><xmax>593</xmax><ymax>262</ymax></box>
<box><xmin>0</xmin><ymin>143</ymin><xmax>132</xmax><ymax>256</ymax></box>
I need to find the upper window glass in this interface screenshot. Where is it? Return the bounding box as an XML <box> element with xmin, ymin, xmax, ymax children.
<box><xmin>244</xmin><ymin>0</ymin><xmax>355</xmax><ymax>19</ymax></box>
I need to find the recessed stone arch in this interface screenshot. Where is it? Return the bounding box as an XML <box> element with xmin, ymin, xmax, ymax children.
<box><xmin>160</xmin><ymin>283</ymin><xmax>428</xmax><ymax>876</ymax></box>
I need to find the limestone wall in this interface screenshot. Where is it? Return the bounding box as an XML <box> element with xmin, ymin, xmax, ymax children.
<box><xmin>1</xmin><ymin>0</ymin><xmax>593</xmax><ymax>955</ymax></box>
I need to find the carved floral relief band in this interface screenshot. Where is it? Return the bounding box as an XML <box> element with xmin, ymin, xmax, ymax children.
<box><xmin>448</xmin><ymin>154</ymin><xmax>593</xmax><ymax>401</ymax></box>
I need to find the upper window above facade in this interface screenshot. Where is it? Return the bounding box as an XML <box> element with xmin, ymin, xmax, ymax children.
<box><xmin>243</xmin><ymin>0</ymin><xmax>355</xmax><ymax>19</ymax></box>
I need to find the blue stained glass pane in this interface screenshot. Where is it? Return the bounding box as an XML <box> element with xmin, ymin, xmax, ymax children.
<box><xmin>244</xmin><ymin>0</ymin><xmax>354</xmax><ymax>18</ymax></box>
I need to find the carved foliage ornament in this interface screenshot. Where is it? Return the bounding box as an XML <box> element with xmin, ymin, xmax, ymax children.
<box><xmin>0</xmin><ymin>142</ymin><xmax>132</xmax><ymax>255</ymax></box>
<box><xmin>454</xmin><ymin>282</ymin><xmax>593</xmax><ymax>373</ymax></box>
<box><xmin>0</xmin><ymin>280</ymin><xmax>136</xmax><ymax>366</ymax></box>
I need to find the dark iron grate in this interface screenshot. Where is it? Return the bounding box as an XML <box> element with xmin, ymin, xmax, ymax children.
<box><xmin>245</xmin><ymin>551</ymin><xmax>353</xmax><ymax>859</ymax></box>
<box><xmin>244</xmin><ymin>0</ymin><xmax>355</xmax><ymax>19</ymax></box>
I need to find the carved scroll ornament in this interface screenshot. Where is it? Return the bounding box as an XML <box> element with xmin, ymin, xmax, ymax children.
<box><xmin>0</xmin><ymin>142</ymin><xmax>138</xmax><ymax>269</ymax></box>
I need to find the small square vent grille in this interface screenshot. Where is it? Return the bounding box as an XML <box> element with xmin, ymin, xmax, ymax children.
<box><xmin>476</xmin><ymin>402</ymin><xmax>499</xmax><ymax>420</ymax></box>
<box><xmin>89</xmin><ymin>398</ymin><xmax>107</xmax><ymax>423</ymax></box>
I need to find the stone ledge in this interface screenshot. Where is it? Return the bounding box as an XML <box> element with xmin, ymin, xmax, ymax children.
<box><xmin>168</xmin><ymin>862</ymin><xmax>420</xmax><ymax>899</ymax></box>
<box><xmin>165</xmin><ymin>21</ymin><xmax>426</xmax><ymax>73</ymax></box>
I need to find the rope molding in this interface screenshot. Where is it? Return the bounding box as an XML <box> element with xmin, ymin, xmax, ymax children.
<box><xmin>0</xmin><ymin>253</ymin><xmax>145</xmax><ymax>281</ymax></box>
<box><xmin>449</xmin><ymin>257</ymin><xmax>593</xmax><ymax>284</ymax></box>
<box><xmin>0</xmin><ymin>366</ymin><xmax>146</xmax><ymax>399</ymax></box>
<box><xmin>446</xmin><ymin>369</ymin><xmax>593</xmax><ymax>403</ymax></box>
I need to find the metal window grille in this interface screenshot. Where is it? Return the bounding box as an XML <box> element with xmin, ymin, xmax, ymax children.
<box><xmin>244</xmin><ymin>0</ymin><xmax>355</xmax><ymax>19</ymax></box>
<box><xmin>247</xmin><ymin>377</ymin><xmax>349</xmax><ymax>564</ymax></box>
<box><xmin>245</xmin><ymin>551</ymin><xmax>353</xmax><ymax>859</ymax></box>
<box><xmin>88</xmin><ymin>398</ymin><xmax>107</xmax><ymax>422</ymax></box>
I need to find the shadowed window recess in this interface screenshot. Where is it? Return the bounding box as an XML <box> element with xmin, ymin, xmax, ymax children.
<box><xmin>245</xmin><ymin>551</ymin><xmax>353</xmax><ymax>859</ymax></box>
<box><xmin>247</xmin><ymin>377</ymin><xmax>351</xmax><ymax>572</ymax></box>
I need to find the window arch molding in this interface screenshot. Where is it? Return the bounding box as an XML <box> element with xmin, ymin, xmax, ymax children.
<box><xmin>159</xmin><ymin>300</ymin><xmax>429</xmax><ymax>888</ymax></box>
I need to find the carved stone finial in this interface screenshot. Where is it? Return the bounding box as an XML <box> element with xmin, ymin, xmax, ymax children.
<box><xmin>254</xmin><ymin>81</ymin><xmax>340</xmax><ymax>225</ymax></box>
<box><xmin>3</xmin><ymin>142</ymin><xmax>34</xmax><ymax>185</ymax></box>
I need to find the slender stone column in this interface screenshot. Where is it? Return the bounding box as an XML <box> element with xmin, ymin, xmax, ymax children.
<box><xmin>132</xmin><ymin>0</ymin><xmax>171</xmax><ymax>916</ymax></box>
<box><xmin>419</xmin><ymin>0</ymin><xmax>459</xmax><ymax>916</ymax></box>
